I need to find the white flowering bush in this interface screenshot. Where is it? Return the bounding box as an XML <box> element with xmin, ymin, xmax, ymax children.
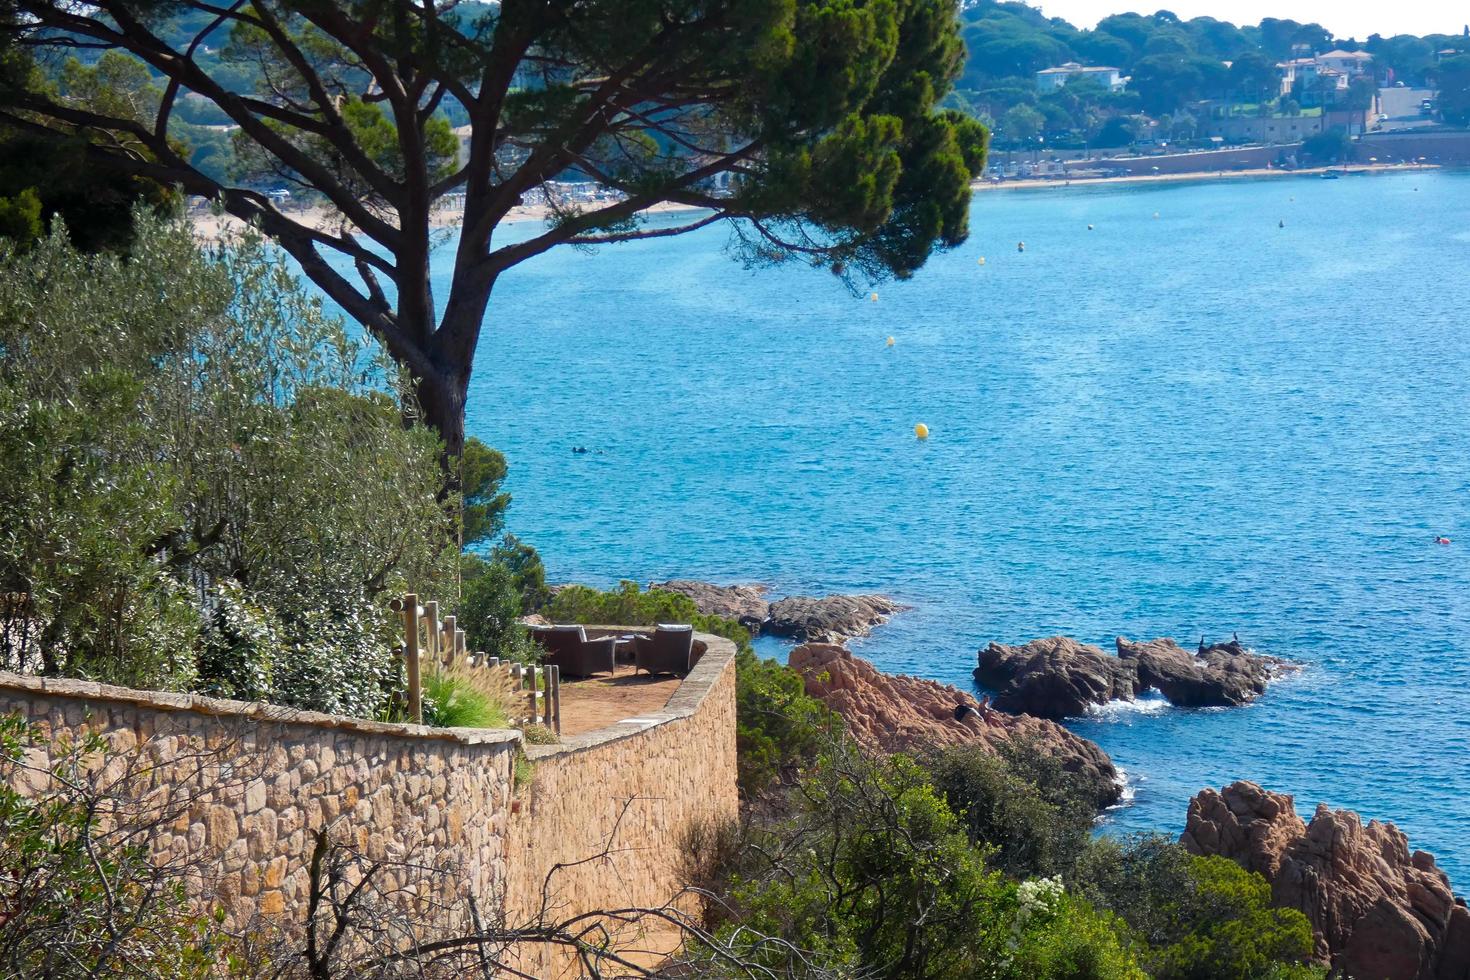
<box><xmin>1016</xmin><ymin>875</ymin><xmax>1066</xmax><ymax>931</ymax></box>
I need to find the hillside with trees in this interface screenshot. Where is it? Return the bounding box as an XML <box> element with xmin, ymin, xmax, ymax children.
<box><xmin>949</xmin><ymin>1</ymin><xmax>1470</xmax><ymax>149</ymax></box>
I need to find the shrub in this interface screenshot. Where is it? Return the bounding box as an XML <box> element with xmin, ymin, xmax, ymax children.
<box><xmin>194</xmin><ymin>582</ymin><xmax>279</xmax><ymax>702</ymax></box>
<box><xmin>924</xmin><ymin>742</ymin><xmax>1096</xmax><ymax>879</ymax></box>
<box><xmin>458</xmin><ymin>557</ymin><xmax>538</xmax><ymax>664</ymax></box>
<box><xmin>1073</xmin><ymin>836</ymin><xmax>1323</xmax><ymax>980</ymax></box>
<box><xmin>734</xmin><ymin>647</ymin><xmax>834</xmax><ymax>797</ymax></box>
<box><xmin>0</xmin><ymin>214</ymin><xmax>456</xmax><ymax>713</ymax></box>
<box><xmin>1150</xmin><ymin>855</ymin><xmax>1319</xmax><ymax>979</ymax></box>
<box><xmin>707</xmin><ymin>742</ymin><xmax>1146</xmax><ymax>979</ymax></box>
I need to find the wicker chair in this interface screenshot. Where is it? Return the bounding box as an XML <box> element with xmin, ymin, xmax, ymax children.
<box><xmin>634</xmin><ymin>624</ymin><xmax>696</xmax><ymax>676</ymax></box>
<box><xmin>532</xmin><ymin>625</ymin><xmax>617</xmax><ymax>678</ymax></box>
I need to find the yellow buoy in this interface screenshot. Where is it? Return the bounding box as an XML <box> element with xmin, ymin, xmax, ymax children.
<box><xmin>869</xmin><ymin>292</ymin><xmax>879</xmax><ymax>302</ymax></box>
<box><xmin>977</xmin><ymin>256</ymin><xmax>986</xmax><ymax>265</ymax></box>
<box><xmin>914</xmin><ymin>422</ymin><xmax>929</xmax><ymax>440</ymax></box>
<box><xmin>886</xmin><ymin>336</ymin><xmax>895</xmax><ymax>347</ymax></box>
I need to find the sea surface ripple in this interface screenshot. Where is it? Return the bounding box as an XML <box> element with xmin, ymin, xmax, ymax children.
<box><xmin>408</xmin><ymin>170</ymin><xmax>1468</xmax><ymax>882</ymax></box>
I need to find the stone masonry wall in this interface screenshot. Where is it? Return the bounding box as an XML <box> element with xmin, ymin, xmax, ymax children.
<box><xmin>504</xmin><ymin>635</ymin><xmax>740</xmax><ymax>977</ymax></box>
<box><xmin>0</xmin><ymin>631</ymin><xmax>740</xmax><ymax>971</ymax></box>
<box><xmin>0</xmin><ymin>673</ymin><xmax>520</xmax><ymax>934</ymax></box>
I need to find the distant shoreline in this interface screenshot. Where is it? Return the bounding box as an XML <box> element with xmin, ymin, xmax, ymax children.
<box><xmin>189</xmin><ymin>198</ymin><xmax>700</xmax><ymax>239</ymax></box>
<box><xmin>190</xmin><ymin>161</ymin><xmax>1443</xmax><ymax>239</ymax></box>
<box><xmin>971</xmin><ymin>161</ymin><xmax>1440</xmax><ymax>193</ymax></box>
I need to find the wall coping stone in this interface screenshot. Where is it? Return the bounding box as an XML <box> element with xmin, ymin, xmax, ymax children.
<box><xmin>524</xmin><ymin>631</ymin><xmax>737</xmax><ymax>761</ymax></box>
<box><xmin>0</xmin><ymin>670</ymin><xmax>522</xmax><ymax>747</ymax></box>
<box><xmin>0</xmin><ymin>629</ymin><xmax>736</xmax><ymax>754</ymax></box>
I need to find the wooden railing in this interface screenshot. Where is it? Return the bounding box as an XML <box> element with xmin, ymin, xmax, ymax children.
<box><xmin>390</xmin><ymin>592</ymin><xmax>561</xmax><ymax>735</ymax></box>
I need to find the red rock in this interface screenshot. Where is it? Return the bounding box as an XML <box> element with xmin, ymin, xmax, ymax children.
<box><xmin>789</xmin><ymin>643</ymin><xmax>1121</xmax><ymax>808</ymax></box>
<box><xmin>1182</xmin><ymin>781</ymin><xmax>1470</xmax><ymax>979</ymax></box>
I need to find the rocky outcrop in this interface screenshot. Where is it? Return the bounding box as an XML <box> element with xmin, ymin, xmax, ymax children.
<box><xmin>1116</xmin><ymin>636</ymin><xmax>1294</xmax><ymax>708</ymax></box>
<box><xmin>973</xmin><ymin>634</ymin><xmax>1295</xmax><ymax>719</ymax></box>
<box><xmin>652</xmin><ymin>580</ymin><xmax>770</xmax><ymax>632</ymax></box>
<box><xmin>1182</xmin><ymin>781</ymin><xmax>1470</xmax><ymax>980</ymax></box>
<box><xmin>764</xmin><ymin>594</ymin><xmax>906</xmax><ymax>644</ymax></box>
<box><xmin>974</xmin><ymin>637</ymin><xmax>1134</xmax><ymax>720</ymax></box>
<box><xmin>790</xmin><ymin>643</ymin><xmax>1121</xmax><ymax>808</ymax></box>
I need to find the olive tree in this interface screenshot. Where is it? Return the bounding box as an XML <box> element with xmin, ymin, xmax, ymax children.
<box><xmin>0</xmin><ymin>0</ymin><xmax>988</xmax><ymax>452</ymax></box>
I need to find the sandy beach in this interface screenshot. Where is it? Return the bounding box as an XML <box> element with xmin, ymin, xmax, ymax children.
<box><xmin>190</xmin><ymin>197</ymin><xmax>701</xmax><ymax>239</ymax></box>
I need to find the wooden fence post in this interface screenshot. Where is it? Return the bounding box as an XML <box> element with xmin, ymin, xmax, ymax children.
<box><xmin>402</xmin><ymin>593</ymin><xmax>422</xmax><ymax>724</ymax></box>
<box><xmin>423</xmin><ymin>601</ymin><xmax>441</xmax><ymax>668</ymax></box>
<box><xmin>535</xmin><ymin>664</ymin><xmax>546</xmax><ymax>725</ymax></box>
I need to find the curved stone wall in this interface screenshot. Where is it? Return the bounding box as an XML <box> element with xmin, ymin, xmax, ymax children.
<box><xmin>503</xmin><ymin>633</ymin><xmax>740</xmax><ymax>976</ymax></box>
<box><xmin>0</xmin><ymin>630</ymin><xmax>740</xmax><ymax>969</ymax></box>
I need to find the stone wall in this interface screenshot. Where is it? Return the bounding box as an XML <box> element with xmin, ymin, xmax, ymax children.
<box><xmin>0</xmin><ymin>672</ymin><xmax>520</xmax><ymax>934</ymax></box>
<box><xmin>504</xmin><ymin>634</ymin><xmax>740</xmax><ymax>977</ymax></box>
<box><xmin>0</xmin><ymin>630</ymin><xmax>740</xmax><ymax>972</ymax></box>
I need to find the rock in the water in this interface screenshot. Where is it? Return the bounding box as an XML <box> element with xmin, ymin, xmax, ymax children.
<box><xmin>652</xmin><ymin>580</ymin><xmax>770</xmax><ymax>632</ymax></box>
<box><xmin>1116</xmin><ymin>636</ymin><xmax>1294</xmax><ymax>708</ymax></box>
<box><xmin>765</xmin><ymin>594</ymin><xmax>906</xmax><ymax>644</ymax></box>
<box><xmin>791</xmin><ymin>643</ymin><xmax>1121</xmax><ymax>808</ymax></box>
<box><xmin>1182</xmin><ymin>781</ymin><xmax>1470</xmax><ymax>980</ymax></box>
<box><xmin>974</xmin><ymin>634</ymin><xmax>1296</xmax><ymax>719</ymax></box>
<box><xmin>974</xmin><ymin>636</ymin><xmax>1135</xmax><ymax>720</ymax></box>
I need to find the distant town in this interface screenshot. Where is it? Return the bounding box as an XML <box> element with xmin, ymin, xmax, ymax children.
<box><xmin>950</xmin><ymin>3</ymin><xmax>1470</xmax><ymax>180</ymax></box>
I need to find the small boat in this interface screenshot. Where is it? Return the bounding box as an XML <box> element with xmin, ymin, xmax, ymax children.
<box><xmin>1321</xmin><ymin>170</ymin><xmax>1341</xmax><ymax>180</ymax></box>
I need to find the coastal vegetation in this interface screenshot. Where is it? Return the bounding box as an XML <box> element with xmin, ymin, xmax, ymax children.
<box><xmin>0</xmin><ymin>3</ymin><xmax>1455</xmax><ymax>977</ymax></box>
<box><xmin>0</xmin><ymin>214</ymin><xmax>459</xmax><ymax>715</ymax></box>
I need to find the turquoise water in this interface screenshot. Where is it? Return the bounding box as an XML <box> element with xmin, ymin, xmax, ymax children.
<box><xmin>377</xmin><ymin>170</ymin><xmax>1470</xmax><ymax>880</ymax></box>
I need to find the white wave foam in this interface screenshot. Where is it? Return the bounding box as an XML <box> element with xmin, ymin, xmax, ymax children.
<box><xmin>1101</xmin><ymin>766</ymin><xmax>1139</xmax><ymax>816</ymax></box>
<box><xmin>1084</xmin><ymin>692</ymin><xmax>1171</xmax><ymax>720</ymax></box>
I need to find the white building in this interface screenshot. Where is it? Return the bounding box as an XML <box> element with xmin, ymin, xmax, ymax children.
<box><xmin>1035</xmin><ymin>63</ymin><xmax>1125</xmax><ymax>93</ymax></box>
<box><xmin>1278</xmin><ymin>50</ymin><xmax>1374</xmax><ymax>98</ymax></box>
<box><xmin>1316</xmin><ymin>49</ymin><xmax>1375</xmax><ymax>77</ymax></box>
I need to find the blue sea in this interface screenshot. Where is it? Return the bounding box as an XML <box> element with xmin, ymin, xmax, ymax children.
<box><xmin>355</xmin><ymin>170</ymin><xmax>1470</xmax><ymax>882</ymax></box>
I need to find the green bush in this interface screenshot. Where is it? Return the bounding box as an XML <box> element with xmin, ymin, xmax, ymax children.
<box><xmin>1150</xmin><ymin>856</ymin><xmax>1319</xmax><ymax>979</ymax></box>
<box><xmin>924</xmin><ymin>742</ymin><xmax>1096</xmax><ymax>879</ymax></box>
<box><xmin>734</xmin><ymin>647</ymin><xmax>834</xmax><ymax>797</ymax></box>
<box><xmin>0</xmin><ymin>214</ymin><xmax>456</xmax><ymax>712</ymax></box>
<box><xmin>458</xmin><ymin>555</ymin><xmax>539</xmax><ymax>663</ymax></box>
<box><xmin>194</xmin><ymin>582</ymin><xmax>279</xmax><ymax>702</ymax></box>
<box><xmin>1073</xmin><ymin>836</ymin><xmax>1322</xmax><ymax>979</ymax></box>
<box><xmin>707</xmin><ymin>743</ymin><xmax>1146</xmax><ymax>979</ymax></box>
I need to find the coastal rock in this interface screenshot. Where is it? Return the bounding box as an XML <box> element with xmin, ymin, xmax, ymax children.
<box><xmin>790</xmin><ymin>643</ymin><xmax>1121</xmax><ymax>808</ymax></box>
<box><xmin>973</xmin><ymin>636</ymin><xmax>1135</xmax><ymax>720</ymax></box>
<box><xmin>652</xmin><ymin>580</ymin><xmax>770</xmax><ymax>632</ymax></box>
<box><xmin>1116</xmin><ymin>636</ymin><xmax>1294</xmax><ymax>708</ymax></box>
<box><xmin>1181</xmin><ymin>781</ymin><xmax>1470</xmax><ymax>979</ymax></box>
<box><xmin>764</xmin><ymin>594</ymin><xmax>906</xmax><ymax>644</ymax></box>
<box><xmin>973</xmin><ymin>634</ymin><xmax>1296</xmax><ymax>719</ymax></box>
